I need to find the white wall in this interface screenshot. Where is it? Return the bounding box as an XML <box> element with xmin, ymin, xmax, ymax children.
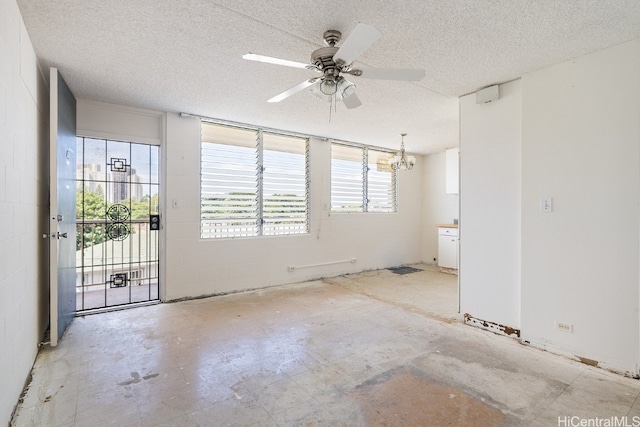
<box><xmin>421</xmin><ymin>151</ymin><xmax>459</xmax><ymax>263</ymax></box>
<box><xmin>459</xmin><ymin>79</ymin><xmax>522</xmax><ymax>329</ymax></box>
<box><xmin>77</xmin><ymin>99</ymin><xmax>164</xmax><ymax>145</ymax></box>
<box><xmin>520</xmin><ymin>40</ymin><xmax>640</xmax><ymax>375</ymax></box>
<box><xmin>460</xmin><ymin>39</ymin><xmax>640</xmax><ymax>375</ymax></box>
<box><xmin>0</xmin><ymin>0</ymin><xmax>49</xmax><ymax>424</ymax></box>
<box><xmin>164</xmin><ymin>113</ymin><xmax>423</xmax><ymax>300</ymax></box>
<box><xmin>73</xmin><ymin>102</ymin><xmax>426</xmax><ymax>301</ymax></box>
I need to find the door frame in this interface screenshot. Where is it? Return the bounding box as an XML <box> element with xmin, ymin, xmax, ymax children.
<box><xmin>74</xmin><ymin>137</ymin><xmax>163</xmax><ymax>312</ymax></box>
<box><xmin>75</xmin><ymin>99</ymin><xmax>166</xmax><ymax>304</ymax></box>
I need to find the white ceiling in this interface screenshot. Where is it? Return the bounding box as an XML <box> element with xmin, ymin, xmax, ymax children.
<box><xmin>16</xmin><ymin>0</ymin><xmax>640</xmax><ymax>154</ymax></box>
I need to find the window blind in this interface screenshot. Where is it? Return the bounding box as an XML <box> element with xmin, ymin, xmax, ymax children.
<box><xmin>367</xmin><ymin>149</ymin><xmax>396</xmax><ymax>213</ymax></box>
<box><xmin>201</xmin><ymin>125</ymin><xmax>258</xmax><ymax>238</ymax></box>
<box><xmin>262</xmin><ymin>133</ymin><xmax>309</xmax><ymax>235</ymax></box>
<box><xmin>331</xmin><ymin>144</ymin><xmax>365</xmax><ymax>212</ymax></box>
<box><xmin>331</xmin><ymin>143</ymin><xmax>397</xmax><ymax>213</ymax></box>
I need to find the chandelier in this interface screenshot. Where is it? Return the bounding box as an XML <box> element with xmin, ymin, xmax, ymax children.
<box><xmin>389</xmin><ymin>133</ymin><xmax>416</xmax><ymax>170</ymax></box>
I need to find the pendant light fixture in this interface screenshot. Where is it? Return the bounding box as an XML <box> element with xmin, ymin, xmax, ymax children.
<box><xmin>389</xmin><ymin>133</ymin><xmax>416</xmax><ymax>170</ymax></box>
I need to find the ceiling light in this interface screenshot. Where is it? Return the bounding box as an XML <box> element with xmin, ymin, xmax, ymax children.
<box><xmin>312</xmin><ymin>76</ymin><xmax>355</xmax><ymax>102</ymax></box>
<box><xmin>337</xmin><ymin>77</ymin><xmax>355</xmax><ymax>99</ymax></box>
<box><xmin>319</xmin><ymin>77</ymin><xmax>337</xmax><ymax>96</ymax></box>
<box><xmin>389</xmin><ymin>133</ymin><xmax>416</xmax><ymax>170</ymax></box>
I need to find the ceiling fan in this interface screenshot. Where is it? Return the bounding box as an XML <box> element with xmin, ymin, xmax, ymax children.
<box><xmin>243</xmin><ymin>23</ymin><xmax>426</xmax><ymax>109</ymax></box>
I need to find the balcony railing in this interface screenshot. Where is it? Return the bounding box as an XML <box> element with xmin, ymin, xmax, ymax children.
<box><xmin>75</xmin><ymin>219</ymin><xmax>159</xmax><ymax>311</ymax></box>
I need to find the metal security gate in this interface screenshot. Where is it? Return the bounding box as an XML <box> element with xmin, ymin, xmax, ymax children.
<box><xmin>75</xmin><ymin>137</ymin><xmax>160</xmax><ymax>312</ymax></box>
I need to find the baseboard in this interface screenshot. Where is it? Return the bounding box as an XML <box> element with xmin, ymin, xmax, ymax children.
<box><xmin>464</xmin><ymin>313</ymin><xmax>520</xmax><ymax>338</ymax></box>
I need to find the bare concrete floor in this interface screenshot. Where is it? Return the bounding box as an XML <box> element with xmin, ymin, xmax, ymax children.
<box><xmin>11</xmin><ymin>264</ymin><xmax>640</xmax><ymax>426</ymax></box>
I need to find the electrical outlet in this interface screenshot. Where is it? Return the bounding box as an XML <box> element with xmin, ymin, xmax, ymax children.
<box><xmin>555</xmin><ymin>322</ymin><xmax>573</xmax><ymax>333</ymax></box>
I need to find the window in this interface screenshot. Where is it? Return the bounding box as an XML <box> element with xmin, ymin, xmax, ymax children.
<box><xmin>201</xmin><ymin>122</ymin><xmax>309</xmax><ymax>239</ymax></box>
<box><xmin>367</xmin><ymin>149</ymin><xmax>397</xmax><ymax>212</ymax></box>
<box><xmin>331</xmin><ymin>144</ymin><xmax>364</xmax><ymax>212</ymax></box>
<box><xmin>331</xmin><ymin>142</ymin><xmax>396</xmax><ymax>213</ymax></box>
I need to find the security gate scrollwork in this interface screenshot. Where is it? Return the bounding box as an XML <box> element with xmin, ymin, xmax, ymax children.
<box><xmin>108</xmin><ymin>273</ymin><xmax>128</xmax><ymax>288</ymax></box>
<box><xmin>106</xmin><ymin>203</ymin><xmax>131</xmax><ymax>240</ymax></box>
<box><xmin>107</xmin><ymin>204</ymin><xmax>130</xmax><ymax>222</ymax></box>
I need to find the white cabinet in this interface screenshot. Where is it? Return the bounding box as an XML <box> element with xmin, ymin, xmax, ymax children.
<box><xmin>438</xmin><ymin>227</ymin><xmax>458</xmax><ymax>269</ymax></box>
<box><xmin>445</xmin><ymin>148</ymin><xmax>459</xmax><ymax>194</ymax></box>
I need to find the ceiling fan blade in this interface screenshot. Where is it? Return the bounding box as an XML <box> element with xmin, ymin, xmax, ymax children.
<box><xmin>353</xmin><ymin>68</ymin><xmax>426</xmax><ymax>81</ymax></box>
<box><xmin>243</xmin><ymin>53</ymin><xmax>310</xmax><ymax>70</ymax></box>
<box><xmin>268</xmin><ymin>78</ymin><xmax>320</xmax><ymax>103</ymax></box>
<box><xmin>342</xmin><ymin>92</ymin><xmax>362</xmax><ymax>109</ymax></box>
<box><xmin>333</xmin><ymin>23</ymin><xmax>381</xmax><ymax>66</ymax></box>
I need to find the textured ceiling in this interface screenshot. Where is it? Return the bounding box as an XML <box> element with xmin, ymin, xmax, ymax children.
<box><xmin>16</xmin><ymin>0</ymin><xmax>640</xmax><ymax>154</ymax></box>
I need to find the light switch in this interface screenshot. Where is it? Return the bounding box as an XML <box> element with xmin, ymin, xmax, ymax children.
<box><xmin>541</xmin><ymin>197</ymin><xmax>553</xmax><ymax>213</ymax></box>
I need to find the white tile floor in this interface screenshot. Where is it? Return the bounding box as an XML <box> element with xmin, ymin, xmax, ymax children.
<box><xmin>11</xmin><ymin>264</ymin><xmax>640</xmax><ymax>426</ymax></box>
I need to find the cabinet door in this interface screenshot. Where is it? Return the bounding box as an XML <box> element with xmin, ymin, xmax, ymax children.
<box><xmin>438</xmin><ymin>235</ymin><xmax>458</xmax><ymax>268</ymax></box>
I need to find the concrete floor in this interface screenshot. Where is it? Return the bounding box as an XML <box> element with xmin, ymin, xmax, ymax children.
<box><xmin>11</xmin><ymin>264</ymin><xmax>640</xmax><ymax>426</ymax></box>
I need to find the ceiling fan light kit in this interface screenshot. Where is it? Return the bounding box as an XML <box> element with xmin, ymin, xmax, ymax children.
<box><xmin>311</xmin><ymin>76</ymin><xmax>355</xmax><ymax>101</ymax></box>
<box><xmin>243</xmin><ymin>23</ymin><xmax>425</xmax><ymax>110</ymax></box>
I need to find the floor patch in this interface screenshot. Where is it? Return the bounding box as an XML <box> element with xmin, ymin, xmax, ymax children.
<box><xmin>388</xmin><ymin>266</ymin><xmax>423</xmax><ymax>275</ymax></box>
<box><xmin>350</xmin><ymin>366</ymin><xmax>505</xmax><ymax>426</ymax></box>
